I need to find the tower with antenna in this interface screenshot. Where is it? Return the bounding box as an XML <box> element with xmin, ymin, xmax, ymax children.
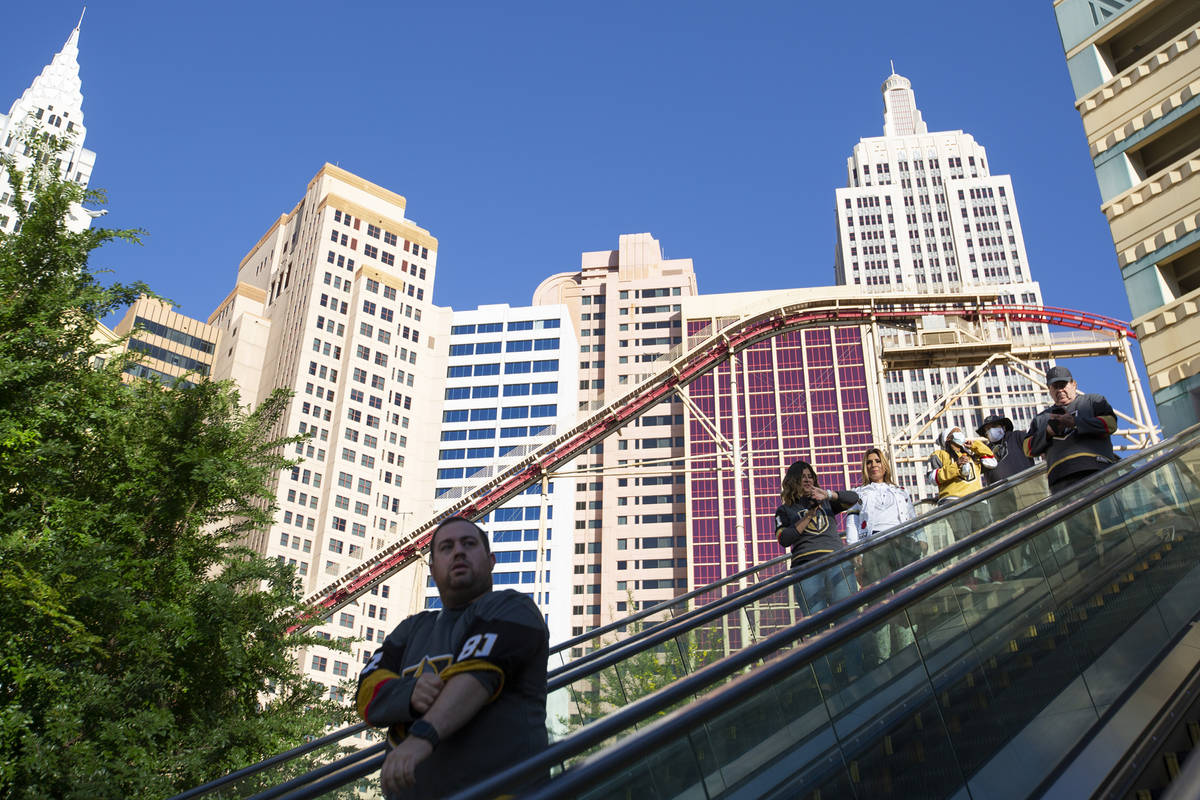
<box><xmin>0</xmin><ymin>11</ymin><xmax>98</xmax><ymax>234</ymax></box>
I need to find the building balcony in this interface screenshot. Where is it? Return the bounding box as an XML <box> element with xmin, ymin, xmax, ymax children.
<box><xmin>1078</xmin><ymin>24</ymin><xmax>1200</xmax><ymax>145</ymax></box>
<box><xmin>1133</xmin><ymin>283</ymin><xmax>1200</xmax><ymax>392</ymax></box>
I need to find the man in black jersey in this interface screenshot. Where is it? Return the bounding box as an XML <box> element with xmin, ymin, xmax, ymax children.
<box><xmin>356</xmin><ymin>516</ymin><xmax>549</xmax><ymax>799</ymax></box>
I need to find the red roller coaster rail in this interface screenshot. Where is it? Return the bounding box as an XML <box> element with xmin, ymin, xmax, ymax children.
<box><xmin>293</xmin><ymin>299</ymin><xmax>1134</xmax><ymax>629</ymax></box>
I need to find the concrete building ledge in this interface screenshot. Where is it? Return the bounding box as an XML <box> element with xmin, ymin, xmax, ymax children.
<box><xmin>1134</xmin><ymin>286</ymin><xmax>1200</xmax><ymax>392</ymax></box>
<box><xmin>1079</xmin><ymin>26</ymin><xmax>1199</xmax><ymax>115</ymax></box>
<box><xmin>1105</xmin><ymin>155</ymin><xmax>1200</xmax><ymax>222</ymax></box>
<box><xmin>1090</xmin><ymin>78</ymin><xmax>1200</xmax><ymax>158</ymax></box>
<box><xmin>1117</xmin><ymin>208</ymin><xmax>1200</xmax><ymax>268</ymax></box>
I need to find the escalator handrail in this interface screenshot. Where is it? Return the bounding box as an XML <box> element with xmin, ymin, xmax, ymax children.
<box><xmin>546</xmin><ymin>459</ymin><xmax>1055</xmax><ymax>682</ymax></box>
<box><xmin>163</xmin><ymin>723</ymin><xmax>369</xmax><ymax>800</ymax></box>
<box><xmin>242</xmin><ymin>742</ymin><xmax>387</xmax><ymax>800</ymax></box>
<box><xmin>452</xmin><ymin>427</ymin><xmax>1200</xmax><ymax>800</ymax></box>
<box><xmin>545</xmin><ymin>462</ymin><xmax>1065</xmax><ymax>688</ymax></box>
<box><xmin>546</xmin><ymin>458</ymin><xmax>1050</xmax><ymax>659</ymax></box>
<box><xmin>187</xmin><ymin>453</ymin><xmax>1062</xmax><ymax>799</ymax></box>
<box><xmin>267</xmin><ymin>441</ymin><xmax>1166</xmax><ymax>800</ymax></box>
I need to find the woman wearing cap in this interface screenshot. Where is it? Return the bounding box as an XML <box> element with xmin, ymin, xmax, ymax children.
<box><xmin>774</xmin><ymin>460</ymin><xmax>860</xmax><ymax>616</ymax></box>
<box><xmin>846</xmin><ymin>448</ymin><xmax>921</xmax><ymax>665</ymax></box>
<box><xmin>977</xmin><ymin>412</ymin><xmax>1034</xmax><ymax>487</ymax></box>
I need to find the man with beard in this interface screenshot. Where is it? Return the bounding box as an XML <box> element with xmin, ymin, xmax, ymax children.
<box><xmin>356</xmin><ymin>516</ymin><xmax>549</xmax><ymax>799</ymax></box>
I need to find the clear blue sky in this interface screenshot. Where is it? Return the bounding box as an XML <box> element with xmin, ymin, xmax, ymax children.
<box><xmin>3</xmin><ymin>2</ymin><xmax>1156</xmax><ymax>426</ymax></box>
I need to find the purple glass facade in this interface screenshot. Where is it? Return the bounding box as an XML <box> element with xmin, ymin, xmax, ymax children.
<box><xmin>686</xmin><ymin>322</ymin><xmax>876</xmax><ymax>593</ymax></box>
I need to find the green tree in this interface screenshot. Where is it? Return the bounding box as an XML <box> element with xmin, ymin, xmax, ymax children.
<box><xmin>0</xmin><ymin>130</ymin><xmax>352</xmax><ymax>799</ymax></box>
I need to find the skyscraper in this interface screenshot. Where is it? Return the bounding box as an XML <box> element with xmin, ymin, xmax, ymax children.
<box><xmin>0</xmin><ymin>14</ymin><xmax>97</xmax><ymax>234</ymax></box>
<box><xmin>533</xmin><ymin>233</ymin><xmax>697</xmax><ymax>643</ymax></box>
<box><xmin>834</xmin><ymin>73</ymin><xmax>1049</xmax><ymax>490</ymax></box>
<box><xmin>427</xmin><ymin>303</ymin><xmax>579</xmax><ymax>646</ymax></box>
<box><xmin>1053</xmin><ymin>0</ymin><xmax>1200</xmax><ymax>435</ymax></box>
<box><xmin>207</xmin><ymin>164</ymin><xmax>447</xmax><ymax>696</ymax></box>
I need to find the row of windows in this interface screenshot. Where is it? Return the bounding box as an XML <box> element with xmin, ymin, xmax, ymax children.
<box><xmin>127</xmin><ymin>339</ymin><xmax>211</xmax><ymax>376</ymax></box>
<box><xmin>451</xmin><ymin>319</ymin><xmax>561</xmax><ymax>335</ymax></box>
<box><xmin>334</xmin><ymin>209</ymin><xmax>430</xmax><ymax>259</ymax></box>
<box><xmin>132</xmin><ymin>316</ymin><xmax>216</xmax><ymax>354</ymax></box>
<box><xmin>449</xmin><ymin>338</ymin><xmax>559</xmax><ymax>356</ymax></box>
<box><xmin>447</xmin><ymin>360</ymin><xmax>559</xmax><ymax>377</ymax></box>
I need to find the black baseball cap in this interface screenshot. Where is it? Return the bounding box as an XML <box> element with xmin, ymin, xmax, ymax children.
<box><xmin>1046</xmin><ymin>365</ymin><xmax>1073</xmax><ymax>385</ymax></box>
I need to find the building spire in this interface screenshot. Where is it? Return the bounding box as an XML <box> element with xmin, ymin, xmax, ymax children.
<box><xmin>881</xmin><ymin>72</ymin><xmax>927</xmax><ymax>137</ymax></box>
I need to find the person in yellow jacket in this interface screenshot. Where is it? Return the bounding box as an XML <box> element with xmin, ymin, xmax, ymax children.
<box><xmin>928</xmin><ymin>426</ymin><xmax>997</xmax><ymax>505</ymax></box>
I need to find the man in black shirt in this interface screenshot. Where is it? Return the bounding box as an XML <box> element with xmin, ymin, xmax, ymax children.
<box><xmin>1023</xmin><ymin>366</ymin><xmax>1118</xmax><ymax>492</ymax></box>
<box><xmin>357</xmin><ymin>516</ymin><xmax>548</xmax><ymax>799</ymax></box>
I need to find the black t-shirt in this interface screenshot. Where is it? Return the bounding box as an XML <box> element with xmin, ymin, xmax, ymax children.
<box><xmin>774</xmin><ymin>491</ymin><xmax>858</xmax><ymax>566</ymax></box>
<box><xmin>356</xmin><ymin>589</ymin><xmax>548</xmax><ymax>799</ymax></box>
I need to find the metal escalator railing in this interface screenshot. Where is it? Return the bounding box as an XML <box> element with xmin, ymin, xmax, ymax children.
<box><xmin>172</xmin><ymin>456</ymin><xmax>1066</xmax><ymax>799</ymax></box>
<box><xmin>505</xmin><ymin>427</ymin><xmax>1200</xmax><ymax>799</ymax></box>
<box><xmin>258</xmin><ymin>434</ymin><xmax>1184</xmax><ymax>800</ymax></box>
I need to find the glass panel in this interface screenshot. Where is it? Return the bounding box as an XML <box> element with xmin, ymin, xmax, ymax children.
<box><xmin>550</xmin><ymin>445</ymin><xmax>1200</xmax><ymax>800</ymax></box>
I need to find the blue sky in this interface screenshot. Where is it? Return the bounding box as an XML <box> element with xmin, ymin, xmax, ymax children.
<box><xmin>3</xmin><ymin>2</ymin><xmax>1154</xmax><ymax>426</ymax></box>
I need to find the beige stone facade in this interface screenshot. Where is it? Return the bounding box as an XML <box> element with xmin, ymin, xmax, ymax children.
<box><xmin>207</xmin><ymin>164</ymin><xmax>447</xmax><ymax>701</ymax></box>
<box><xmin>1056</xmin><ymin>0</ymin><xmax>1200</xmax><ymax>433</ymax></box>
<box><xmin>533</xmin><ymin>233</ymin><xmax>698</xmax><ymax>641</ymax></box>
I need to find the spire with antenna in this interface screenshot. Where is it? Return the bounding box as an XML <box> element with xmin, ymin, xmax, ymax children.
<box><xmin>881</xmin><ymin>71</ymin><xmax>927</xmax><ymax>137</ymax></box>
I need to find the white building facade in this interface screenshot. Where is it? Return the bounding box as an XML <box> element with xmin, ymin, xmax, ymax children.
<box><xmin>834</xmin><ymin>73</ymin><xmax>1049</xmax><ymax>494</ymax></box>
<box><xmin>0</xmin><ymin>16</ymin><xmax>97</xmax><ymax>234</ymax></box>
<box><xmin>425</xmin><ymin>304</ymin><xmax>578</xmax><ymax>647</ymax></box>
<box><xmin>207</xmin><ymin>164</ymin><xmax>447</xmax><ymax>701</ymax></box>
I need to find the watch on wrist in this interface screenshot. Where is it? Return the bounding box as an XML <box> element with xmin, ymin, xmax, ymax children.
<box><xmin>408</xmin><ymin>719</ymin><xmax>439</xmax><ymax>749</ymax></box>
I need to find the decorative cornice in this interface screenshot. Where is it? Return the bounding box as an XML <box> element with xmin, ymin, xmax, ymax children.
<box><xmin>1090</xmin><ymin>78</ymin><xmax>1200</xmax><ymax>158</ymax></box>
<box><xmin>1104</xmin><ymin>154</ymin><xmax>1200</xmax><ymax>221</ymax></box>
<box><xmin>1116</xmin><ymin>208</ymin><xmax>1200</xmax><ymax>268</ymax></box>
<box><xmin>1079</xmin><ymin>26</ymin><xmax>1199</xmax><ymax>116</ymax></box>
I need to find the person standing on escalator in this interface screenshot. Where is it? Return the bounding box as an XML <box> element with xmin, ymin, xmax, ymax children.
<box><xmin>977</xmin><ymin>412</ymin><xmax>1035</xmax><ymax>487</ymax></box>
<box><xmin>774</xmin><ymin>460</ymin><xmax>860</xmax><ymax>616</ymax></box>
<box><xmin>846</xmin><ymin>448</ymin><xmax>921</xmax><ymax>666</ymax></box>
<box><xmin>1023</xmin><ymin>366</ymin><xmax>1118</xmax><ymax>493</ymax></box>
<box><xmin>357</xmin><ymin>517</ymin><xmax>549</xmax><ymax>800</ymax></box>
<box><xmin>1023</xmin><ymin>366</ymin><xmax>1120</xmax><ymax>565</ymax></box>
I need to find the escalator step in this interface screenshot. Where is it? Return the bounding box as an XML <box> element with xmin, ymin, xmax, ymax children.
<box><xmin>1135</xmin><ymin>790</ymin><xmax>1153</xmax><ymax>800</ymax></box>
<box><xmin>1165</xmin><ymin>752</ymin><xmax>1181</xmax><ymax>781</ymax></box>
<box><xmin>1188</xmin><ymin>721</ymin><xmax>1199</xmax><ymax>748</ymax></box>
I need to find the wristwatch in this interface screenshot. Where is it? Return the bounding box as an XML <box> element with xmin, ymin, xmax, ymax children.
<box><xmin>407</xmin><ymin>719</ymin><xmax>439</xmax><ymax>749</ymax></box>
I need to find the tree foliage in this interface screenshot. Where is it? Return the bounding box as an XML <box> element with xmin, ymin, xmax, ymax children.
<box><xmin>0</xmin><ymin>130</ymin><xmax>351</xmax><ymax>799</ymax></box>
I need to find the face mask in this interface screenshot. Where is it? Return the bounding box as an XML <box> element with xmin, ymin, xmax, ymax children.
<box><xmin>949</xmin><ymin>431</ymin><xmax>965</xmax><ymax>446</ymax></box>
<box><xmin>987</xmin><ymin>427</ymin><xmax>1004</xmax><ymax>443</ymax></box>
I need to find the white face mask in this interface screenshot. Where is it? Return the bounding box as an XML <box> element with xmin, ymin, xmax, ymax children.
<box><xmin>949</xmin><ymin>431</ymin><xmax>966</xmax><ymax>446</ymax></box>
<box><xmin>987</xmin><ymin>427</ymin><xmax>1004</xmax><ymax>443</ymax></box>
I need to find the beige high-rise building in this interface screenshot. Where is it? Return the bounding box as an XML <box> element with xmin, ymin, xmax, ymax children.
<box><xmin>533</xmin><ymin>233</ymin><xmax>697</xmax><ymax>643</ymax></box>
<box><xmin>1054</xmin><ymin>0</ymin><xmax>1200</xmax><ymax>434</ymax></box>
<box><xmin>208</xmin><ymin>164</ymin><xmax>448</xmax><ymax>697</ymax></box>
<box><xmin>113</xmin><ymin>297</ymin><xmax>219</xmax><ymax>388</ymax></box>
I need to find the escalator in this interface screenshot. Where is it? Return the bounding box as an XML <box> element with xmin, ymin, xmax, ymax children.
<box><xmin>180</xmin><ymin>454</ymin><xmax>1066</xmax><ymax>799</ymax></box>
<box><xmin>446</xmin><ymin>425</ymin><xmax>1200</xmax><ymax>800</ymax></box>
<box><xmin>176</xmin><ymin>432</ymin><xmax>1187</xmax><ymax>799</ymax></box>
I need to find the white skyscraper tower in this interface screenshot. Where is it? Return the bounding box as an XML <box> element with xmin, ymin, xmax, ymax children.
<box><xmin>0</xmin><ymin>13</ymin><xmax>98</xmax><ymax>234</ymax></box>
<box><xmin>834</xmin><ymin>72</ymin><xmax>1048</xmax><ymax>493</ymax></box>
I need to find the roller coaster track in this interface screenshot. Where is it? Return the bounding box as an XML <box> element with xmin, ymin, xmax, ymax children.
<box><xmin>295</xmin><ymin>296</ymin><xmax>1135</xmax><ymax>628</ymax></box>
